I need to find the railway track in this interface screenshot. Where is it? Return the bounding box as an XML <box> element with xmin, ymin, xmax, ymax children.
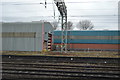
<box><xmin>2</xmin><ymin>55</ymin><xmax>120</xmax><ymax>80</ymax></box>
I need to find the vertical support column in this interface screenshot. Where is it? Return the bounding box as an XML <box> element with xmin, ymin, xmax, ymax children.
<box><xmin>65</xmin><ymin>13</ymin><xmax>68</xmax><ymax>53</ymax></box>
<box><xmin>42</xmin><ymin>21</ymin><xmax>44</xmax><ymax>50</ymax></box>
<box><xmin>54</xmin><ymin>0</ymin><xmax>67</xmax><ymax>53</ymax></box>
<box><xmin>61</xmin><ymin>15</ymin><xmax>63</xmax><ymax>53</ymax></box>
<box><xmin>61</xmin><ymin>15</ymin><xmax>67</xmax><ymax>53</ymax></box>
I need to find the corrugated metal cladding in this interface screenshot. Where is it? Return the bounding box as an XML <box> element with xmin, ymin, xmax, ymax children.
<box><xmin>54</xmin><ymin>31</ymin><xmax>119</xmax><ymax>36</ymax></box>
<box><xmin>2</xmin><ymin>22</ymin><xmax>53</xmax><ymax>51</ymax></box>
<box><xmin>53</xmin><ymin>31</ymin><xmax>120</xmax><ymax>51</ymax></box>
<box><xmin>54</xmin><ymin>31</ymin><xmax>120</xmax><ymax>44</ymax></box>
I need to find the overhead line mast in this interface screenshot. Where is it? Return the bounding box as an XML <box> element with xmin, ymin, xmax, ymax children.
<box><xmin>54</xmin><ymin>0</ymin><xmax>67</xmax><ymax>53</ymax></box>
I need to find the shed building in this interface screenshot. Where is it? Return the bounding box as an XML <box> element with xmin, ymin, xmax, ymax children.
<box><xmin>2</xmin><ymin>22</ymin><xmax>53</xmax><ymax>51</ymax></box>
<box><xmin>53</xmin><ymin>30</ymin><xmax>120</xmax><ymax>51</ymax></box>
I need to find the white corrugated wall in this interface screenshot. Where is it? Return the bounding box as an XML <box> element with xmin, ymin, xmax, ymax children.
<box><xmin>2</xmin><ymin>22</ymin><xmax>43</xmax><ymax>51</ymax></box>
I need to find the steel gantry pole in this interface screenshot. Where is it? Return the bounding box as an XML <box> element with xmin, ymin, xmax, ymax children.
<box><xmin>54</xmin><ymin>0</ymin><xmax>67</xmax><ymax>53</ymax></box>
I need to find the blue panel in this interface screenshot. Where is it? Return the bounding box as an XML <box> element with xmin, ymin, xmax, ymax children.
<box><xmin>54</xmin><ymin>31</ymin><xmax>120</xmax><ymax>36</ymax></box>
<box><xmin>53</xmin><ymin>31</ymin><xmax>62</xmax><ymax>36</ymax></box>
<box><xmin>54</xmin><ymin>39</ymin><xmax>120</xmax><ymax>44</ymax></box>
<box><xmin>69</xmin><ymin>31</ymin><xmax>119</xmax><ymax>36</ymax></box>
<box><xmin>54</xmin><ymin>39</ymin><xmax>61</xmax><ymax>43</ymax></box>
<box><xmin>68</xmin><ymin>39</ymin><xmax>119</xmax><ymax>44</ymax></box>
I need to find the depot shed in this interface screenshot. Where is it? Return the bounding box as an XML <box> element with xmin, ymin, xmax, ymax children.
<box><xmin>2</xmin><ymin>22</ymin><xmax>53</xmax><ymax>51</ymax></box>
<box><xmin>53</xmin><ymin>30</ymin><xmax>120</xmax><ymax>51</ymax></box>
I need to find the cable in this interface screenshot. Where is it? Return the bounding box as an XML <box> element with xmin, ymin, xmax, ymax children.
<box><xmin>4</xmin><ymin>15</ymin><xmax>117</xmax><ymax>17</ymax></box>
<box><xmin>2</xmin><ymin>0</ymin><xmax>118</xmax><ymax>5</ymax></box>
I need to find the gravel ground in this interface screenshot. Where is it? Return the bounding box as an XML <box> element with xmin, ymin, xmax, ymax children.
<box><xmin>1</xmin><ymin>51</ymin><xmax>119</xmax><ymax>58</ymax></box>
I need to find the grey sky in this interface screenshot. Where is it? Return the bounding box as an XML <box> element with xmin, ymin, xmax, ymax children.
<box><xmin>1</xmin><ymin>0</ymin><xmax>119</xmax><ymax>30</ymax></box>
